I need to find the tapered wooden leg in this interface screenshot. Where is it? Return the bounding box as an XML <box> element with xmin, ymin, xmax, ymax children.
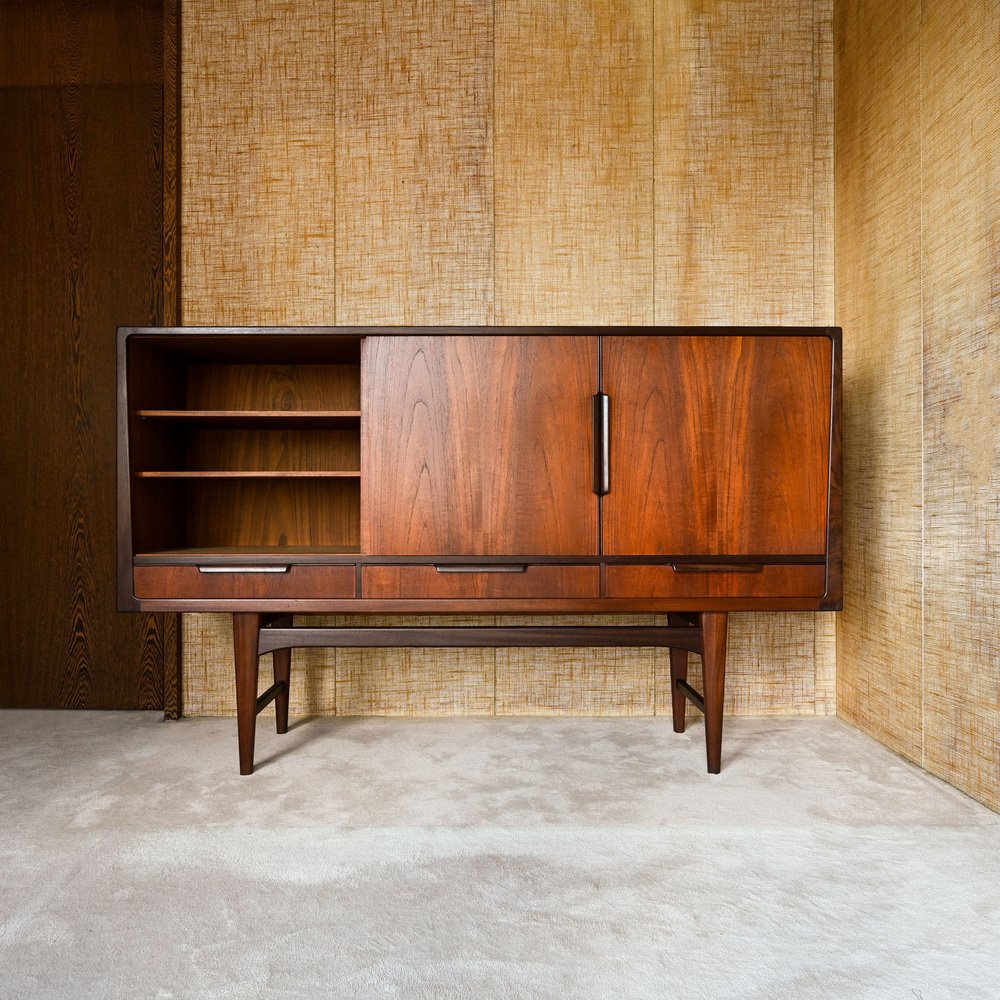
<box><xmin>272</xmin><ymin>645</ymin><xmax>291</xmax><ymax>735</ymax></box>
<box><xmin>233</xmin><ymin>613</ymin><xmax>262</xmax><ymax>775</ymax></box>
<box><xmin>667</xmin><ymin>612</ymin><xmax>690</xmax><ymax>733</ymax></box>
<box><xmin>700</xmin><ymin>612</ymin><xmax>728</xmax><ymax>774</ymax></box>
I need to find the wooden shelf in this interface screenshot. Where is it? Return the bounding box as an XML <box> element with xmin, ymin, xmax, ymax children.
<box><xmin>136</xmin><ymin>409</ymin><xmax>361</xmax><ymax>428</ymax></box>
<box><xmin>134</xmin><ymin>470</ymin><xmax>361</xmax><ymax>479</ymax></box>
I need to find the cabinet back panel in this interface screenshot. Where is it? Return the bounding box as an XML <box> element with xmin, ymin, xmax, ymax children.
<box><xmin>187</xmin><ymin>364</ymin><xmax>361</xmax><ymax>410</ymax></box>
<box><xmin>187</xmin><ymin>429</ymin><xmax>360</xmax><ymax>473</ymax></box>
<box><xmin>131</xmin><ymin>479</ymin><xmax>189</xmax><ymax>554</ymax></box>
<box><xmin>186</xmin><ymin>479</ymin><xmax>360</xmax><ymax>548</ymax></box>
<box><xmin>604</xmin><ymin>335</ymin><xmax>832</xmax><ymax>556</ymax></box>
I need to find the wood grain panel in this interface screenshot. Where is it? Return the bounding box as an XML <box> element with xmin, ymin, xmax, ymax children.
<box><xmin>187</xmin><ymin>365</ymin><xmax>361</xmax><ymax>410</ymax></box>
<box><xmin>187</xmin><ymin>480</ymin><xmax>360</xmax><ymax>549</ymax></box>
<box><xmin>834</xmin><ymin>0</ymin><xmax>924</xmax><ymax>762</ymax></box>
<box><xmin>604</xmin><ymin>336</ymin><xmax>832</xmax><ymax>556</ymax></box>
<box><xmin>919</xmin><ymin>0</ymin><xmax>999</xmax><ymax>811</ymax></box>
<box><xmin>0</xmin><ymin>2</ymin><xmax>169</xmax><ymax>709</ymax></box>
<box><xmin>181</xmin><ymin>2</ymin><xmax>336</xmax><ymax>325</ymax></box>
<box><xmin>188</xmin><ymin>429</ymin><xmax>360</xmax><ymax>474</ymax></box>
<box><xmin>0</xmin><ymin>0</ymin><xmax>163</xmax><ymax>86</ymax></box>
<box><xmin>606</xmin><ymin>565</ymin><xmax>826</xmax><ymax>600</ymax></box>
<box><xmin>135</xmin><ymin>564</ymin><xmax>356</xmax><ymax>601</ymax></box>
<box><xmin>495</xmin><ymin>0</ymin><xmax>653</xmax><ymax>324</ymax></box>
<box><xmin>334</xmin><ymin>0</ymin><xmax>493</xmax><ymax>324</ymax></box>
<box><xmin>362</xmin><ymin>336</ymin><xmax>598</xmax><ymax>555</ymax></box>
<box><xmin>363</xmin><ymin>566</ymin><xmax>600</xmax><ymax>601</ymax></box>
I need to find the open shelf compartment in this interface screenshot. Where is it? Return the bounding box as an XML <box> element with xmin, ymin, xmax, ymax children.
<box><xmin>123</xmin><ymin>331</ymin><xmax>363</xmax><ymax>556</ymax></box>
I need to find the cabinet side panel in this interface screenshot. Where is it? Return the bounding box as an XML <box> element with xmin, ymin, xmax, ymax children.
<box><xmin>363</xmin><ymin>336</ymin><xmax>598</xmax><ymax>556</ymax></box>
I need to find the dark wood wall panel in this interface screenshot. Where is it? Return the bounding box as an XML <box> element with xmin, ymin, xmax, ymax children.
<box><xmin>0</xmin><ymin>1</ymin><xmax>174</xmax><ymax>709</ymax></box>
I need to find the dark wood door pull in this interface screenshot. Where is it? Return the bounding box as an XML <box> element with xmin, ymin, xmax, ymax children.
<box><xmin>671</xmin><ymin>563</ymin><xmax>764</xmax><ymax>573</ymax></box>
<box><xmin>433</xmin><ymin>564</ymin><xmax>529</xmax><ymax>574</ymax></box>
<box><xmin>593</xmin><ymin>392</ymin><xmax>610</xmax><ymax>495</ymax></box>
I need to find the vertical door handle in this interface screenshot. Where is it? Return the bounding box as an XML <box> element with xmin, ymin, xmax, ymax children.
<box><xmin>593</xmin><ymin>393</ymin><xmax>610</xmax><ymax>495</ymax></box>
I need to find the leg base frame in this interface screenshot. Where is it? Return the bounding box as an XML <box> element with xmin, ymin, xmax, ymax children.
<box><xmin>231</xmin><ymin>612</ymin><xmax>729</xmax><ymax>775</ymax></box>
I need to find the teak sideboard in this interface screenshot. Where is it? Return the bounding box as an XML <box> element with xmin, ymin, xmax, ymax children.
<box><xmin>117</xmin><ymin>326</ymin><xmax>843</xmax><ymax>774</ymax></box>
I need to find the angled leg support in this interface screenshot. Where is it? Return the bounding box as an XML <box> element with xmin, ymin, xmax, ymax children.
<box><xmin>667</xmin><ymin>612</ymin><xmax>691</xmax><ymax>734</ymax></box>
<box><xmin>233</xmin><ymin>612</ymin><xmax>292</xmax><ymax>775</ymax></box>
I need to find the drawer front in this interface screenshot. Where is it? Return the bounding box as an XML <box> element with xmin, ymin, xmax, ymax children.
<box><xmin>133</xmin><ymin>564</ymin><xmax>357</xmax><ymax>600</ymax></box>
<box><xmin>605</xmin><ymin>564</ymin><xmax>826</xmax><ymax>599</ymax></box>
<box><xmin>363</xmin><ymin>564</ymin><xmax>600</xmax><ymax>600</ymax></box>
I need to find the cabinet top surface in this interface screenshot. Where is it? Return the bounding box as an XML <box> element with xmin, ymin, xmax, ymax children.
<box><xmin>119</xmin><ymin>324</ymin><xmax>841</xmax><ymax>340</ymax></box>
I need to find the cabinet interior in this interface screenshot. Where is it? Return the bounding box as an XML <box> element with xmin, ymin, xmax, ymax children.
<box><xmin>126</xmin><ymin>334</ymin><xmax>362</xmax><ymax>555</ymax></box>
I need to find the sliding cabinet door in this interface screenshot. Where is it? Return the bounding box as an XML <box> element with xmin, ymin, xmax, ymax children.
<box><xmin>363</xmin><ymin>335</ymin><xmax>598</xmax><ymax>556</ymax></box>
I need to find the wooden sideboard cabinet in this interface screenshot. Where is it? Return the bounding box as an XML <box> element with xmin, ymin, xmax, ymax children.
<box><xmin>118</xmin><ymin>326</ymin><xmax>842</xmax><ymax>774</ymax></box>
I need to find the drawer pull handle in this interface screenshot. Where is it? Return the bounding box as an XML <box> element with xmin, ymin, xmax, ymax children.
<box><xmin>197</xmin><ymin>566</ymin><xmax>291</xmax><ymax>574</ymax></box>
<box><xmin>434</xmin><ymin>564</ymin><xmax>528</xmax><ymax>574</ymax></box>
<box><xmin>670</xmin><ymin>563</ymin><xmax>764</xmax><ymax>574</ymax></box>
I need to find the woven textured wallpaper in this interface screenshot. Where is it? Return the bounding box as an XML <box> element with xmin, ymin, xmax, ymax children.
<box><xmin>836</xmin><ymin>0</ymin><xmax>999</xmax><ymax>811</ymax></box>
<box><xmin>920</xmin><ymin>0</ymin><xmax>999</xmax><ymax>811</ymax></box>
<box><xmin>834</xmin><ymin>0</ymin><xmax>924</xmax><ymax>762</ymax></box>
<box><xmin>181</xmin><ymin>2</ymin><xmax>336</xmax><ymax>324</ymax></box>
<box><xmin>181</xmin><ymin>0</ymin><xmax>835</xmax><ymax>721</ymax></box>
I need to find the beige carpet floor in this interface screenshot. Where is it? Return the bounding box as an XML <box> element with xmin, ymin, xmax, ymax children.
<box><xmin>1</xmin><ymin>711</ymin><xmax>998</xmax><ymax>999</ymax></box>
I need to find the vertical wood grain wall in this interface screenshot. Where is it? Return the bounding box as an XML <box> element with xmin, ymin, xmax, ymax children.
<box><xmin>0</xmin><ymin>0</ymin><xmax>177</xmax><ymax>710</ymax></box>
<box><xmin>180</xmin><ymin>0</ymin><xmax>835</xmax><ymax>720</ymax></box>
<box><xmin>836</xmin><ymin>0</ymin><xmax>999</xmax><ymax>811</ymax></box>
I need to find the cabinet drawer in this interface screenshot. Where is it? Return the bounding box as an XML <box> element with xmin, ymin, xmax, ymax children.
<box><xmin>363</xmin><ymin>564</ymin><xmax>600</xmax><ymax>600</ymax></box>
<box><xmin>605</xmin><ymin>564</ymin><xmax>826</xmax><ymax>599</ymax></box>
<box><xmin>133</xmin><ymin>564</ymin><xmax>357</xmax><ymax>600</ymax></box>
